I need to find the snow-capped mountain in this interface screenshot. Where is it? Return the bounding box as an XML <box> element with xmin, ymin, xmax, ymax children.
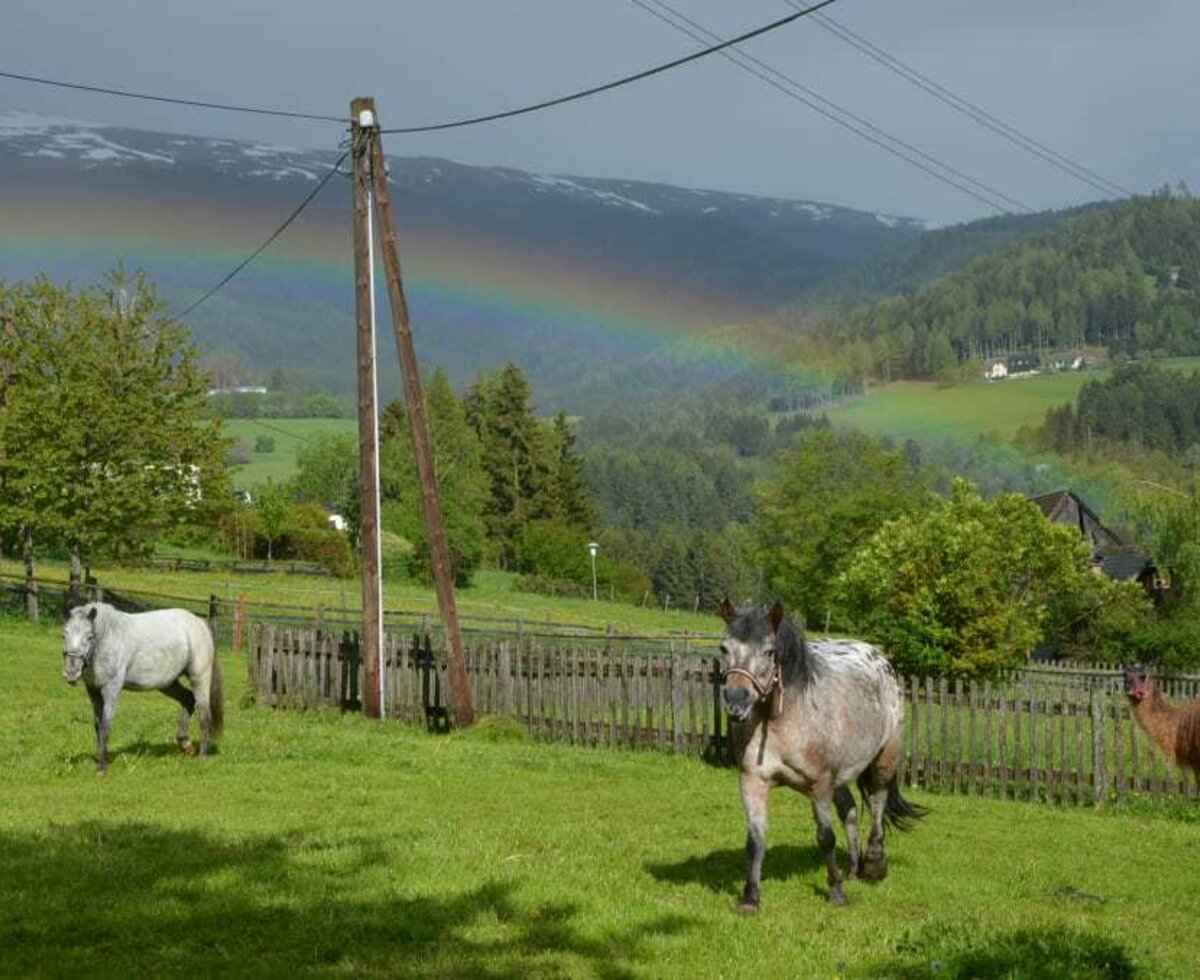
<box><xmin>0</xmin><ymin>111</ymin><xmax>924</xmax><ymax>405</ymax></box>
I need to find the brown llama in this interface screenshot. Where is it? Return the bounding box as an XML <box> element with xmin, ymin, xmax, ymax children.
<box><xmin>1123</xmin><ymin>664</ymin><xmax>1200</xmax><ymax>778</ymax></box>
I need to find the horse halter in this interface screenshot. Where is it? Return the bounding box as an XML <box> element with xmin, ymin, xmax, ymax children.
<box><xmin>64</xmin><ymin>629</ymin><xmax>97</xmax><ymax>666</ymax></box>
<box><xmin>722</xmin><ymin>663</ymin><xmax>783</xmax><ymax>717</ymax></box>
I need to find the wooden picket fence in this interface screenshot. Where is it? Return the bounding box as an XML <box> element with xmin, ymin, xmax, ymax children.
<box><xmin>245</xmin><ymin>623</ymin><xmax>1200</xmax><ymax>805</ymax></box>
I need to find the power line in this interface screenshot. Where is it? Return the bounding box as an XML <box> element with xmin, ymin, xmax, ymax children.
<box><xmin>0</xmin><ymin>68</ymin><xmax>344</xmax><ymax>123</ymax></box>
<box><xmin>629</xmin><ymin>0</ymin><xmax>1027</xmax><ymax>214</ymax></box>
<box><xmin>803</xmin><ymin>8</ymin><xmax>1132</xmax><ymax>199</ymax></box>
<box><xmin>238</xmin><ymin>417</ymin><xmax>321</xmax><ymax>446</ymax></box>
<box><xmin>380</xmin><ymin>0</ymin><xmax>841</xmax><ymax>135</ymax></box>
<box><xmin>174</xmin><ymin>149</ymin><xmax>349</xmax><ymax>321</ymax></box>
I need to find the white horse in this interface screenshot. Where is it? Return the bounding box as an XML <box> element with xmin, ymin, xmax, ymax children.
<box><xmin>62</xmin><ymin>602</ymin><xmax>223</xmax><ymax>772</ymax></box>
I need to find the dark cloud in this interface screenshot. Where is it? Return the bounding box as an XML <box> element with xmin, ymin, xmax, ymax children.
<box><xmin>1</xmin><ymin>0</ymin><xmax>1193</xmax><ymax>224</ymax></box>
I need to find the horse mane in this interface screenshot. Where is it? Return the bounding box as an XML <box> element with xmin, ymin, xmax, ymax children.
<box><xmin>726</xmin><ymin>605</ymin><xmax>811</xmax><ymax>689</ymax></box>
<box><xmin>775</xmin><ymin>616</ymin><xmax>811</xmax><ymax>689</ymax></box>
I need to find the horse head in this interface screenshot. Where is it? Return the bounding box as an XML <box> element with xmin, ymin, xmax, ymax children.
<box><xmin>1122</xmin><ymin>662</ymin><xmax>1154</xmax><ymax>701</ymax></box>
<box><xmin>62</xmin><ymin>604</ymin><xmax>99</xmax><ymax>685</ymax></box>
<box><xmin>719</xmin><ymin>599</ymin><xmax>785</xmax><ymax>722</ymax></box>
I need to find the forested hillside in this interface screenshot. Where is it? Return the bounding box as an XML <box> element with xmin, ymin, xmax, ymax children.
<box><xmin>1037</xmin><ymin>362</ymin><xmax>1200</xmax><ymax>456</ymax></box>
<box><xmin>793</xmin><ymin>189</ymin><xmax>1200</xmax><ymax>382</ymax></box>
<box><xmin>789</xmin><ymin>203</ymin><xmax>1109</xmax><ymax>312</ymax></box>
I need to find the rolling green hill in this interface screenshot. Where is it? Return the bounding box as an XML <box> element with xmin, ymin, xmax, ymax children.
<box><xmin>222</xmin><ymin>418</ymin><xmax>356</xmax><ymax>489</ymax></box>
<box><xmin>826</xmin><ymin>356</ymin><xmax>1200</xmax><ymax>445</ymax></box>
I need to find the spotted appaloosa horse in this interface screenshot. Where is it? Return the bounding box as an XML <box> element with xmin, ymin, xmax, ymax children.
<box><xmin>720</xmin><ymin>600</ymin><xmax>925</xmax><ymax>910</ymax></box>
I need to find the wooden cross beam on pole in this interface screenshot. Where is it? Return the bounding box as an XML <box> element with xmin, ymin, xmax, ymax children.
<box><xmin>361</xmin><ymin>99</ymin><xmax>475</xmax><ymax>728</ymax></box>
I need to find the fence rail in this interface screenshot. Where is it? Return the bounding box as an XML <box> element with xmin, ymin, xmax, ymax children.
<box><xmin>0</xmin><ymin>573</ymin><xmax>719</xmax><ymax>651</ymax></box>
<box><xmin>246</xmin><ymin>623</ymin><xmax>1200</xmax><ymax>805</ymax></box>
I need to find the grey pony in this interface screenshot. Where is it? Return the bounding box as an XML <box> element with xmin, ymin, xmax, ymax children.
<box><xmin>62</xmin><ymin>602</ymin><xmax>223</xmax><ymax>773</ymax></box>
<box><xmin>719</xmin><ymin>600</ymin><xmax>925</xmax><ymax>911</ymax></box>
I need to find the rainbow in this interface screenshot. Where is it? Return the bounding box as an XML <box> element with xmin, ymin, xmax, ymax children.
<box><xmin>0</xmin><ymin>180</ymin><xmax>831</xmax><ymax>389</ymax></box>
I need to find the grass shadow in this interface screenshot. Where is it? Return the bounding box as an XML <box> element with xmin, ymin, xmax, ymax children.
<box><xmin>0</xmin><ymin>820</ymin><xmax>691</xmax><ymax>977</ymax></box>
<box><xmin>64</xmin><ymin>738</ymin><xmax>220</xmax><ymax>767</ymax></box>
<box><xmin>857</xmin><ymin>924</ymin><xmax>1140</xmax><ymax>979</ymax></box>
<box><xmin>647</xmin><ymin>843</ymin><xmax>827</xmax><ymax>897</ymax></box>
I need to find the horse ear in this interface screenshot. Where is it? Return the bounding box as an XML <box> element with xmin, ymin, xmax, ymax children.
<box><xmin>87</xmin><ymin>605</ymin><xmax>98</xmax><ymax>622</ymax></box>
<box><xmin>768</xmin><ymin>601</ymin><xmax>784</xmax><ymax>632</ymax></box>
<box><xmin>719</xmin><ymin>598</ymin><xmax>735</xmax><ymax>624</ymax></box>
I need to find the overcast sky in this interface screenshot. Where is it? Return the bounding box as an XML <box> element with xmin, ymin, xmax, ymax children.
<box><xmin>2</xmin><ymin>0</ymin><xmax>1195</xmax><ymax>225</ymax></box>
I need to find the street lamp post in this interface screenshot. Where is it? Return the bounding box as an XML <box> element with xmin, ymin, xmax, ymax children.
<box><xmin>587</xmin><ymin>541</ymin><xmax>599</xmax><ymax>601</ymax></box>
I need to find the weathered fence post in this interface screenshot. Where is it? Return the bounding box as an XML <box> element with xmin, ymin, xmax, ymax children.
<box><xmin>671</xmin><ymin>653</ymin><xmax>684</xmax><ymax>755</ymax></box>
<box><xmin>233</xmin><ymin>596</ymin><xmax>247</xmax><ymax>656</ymax></box>
<box><xmin>1090</xmin><ymin>686</ymin><xmax>1107</xmax><ymax>807</ymax></box>
<box><xmin>498</xmin><ymin>640</ymin><xmax>512</xmax><ymax>717</ymax></box>
<box><xmin>208</xmin><ymin>594</ymin><xmax>220</xmax><ymax>648</ymax></box>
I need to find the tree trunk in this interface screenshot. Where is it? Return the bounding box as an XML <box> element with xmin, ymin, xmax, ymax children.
<box><xmin>69</xmin><ymin>542</ymin><xmax>83</xmax><ymax>609</ymax></box>
<box><xmin>21</xmin><ymin>525</ymin><xmax>38</xmax><ymax>621</ymax></box>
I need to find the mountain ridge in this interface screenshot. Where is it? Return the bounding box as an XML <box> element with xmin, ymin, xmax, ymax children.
<box><xmin>0</xmin><ymin>111</ymin><xmax>926</xmax><ymax>409</ymax></box>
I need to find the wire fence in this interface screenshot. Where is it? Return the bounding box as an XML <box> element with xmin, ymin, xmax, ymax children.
<box><xmin>0</xmin><ymin>573</ymin><xmax>721</xmax><ymax>653</ymax></box>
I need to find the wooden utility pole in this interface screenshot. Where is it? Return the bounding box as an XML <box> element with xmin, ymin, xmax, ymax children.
<box><xmin>350</xmin><ymin>97</ymin><xmax>383</xmax><ymax>718</ymax></box>
<box><xmin>365</xmin><ymin>104</ymin><xmax>475</xmax><ymax>727</ymax></box>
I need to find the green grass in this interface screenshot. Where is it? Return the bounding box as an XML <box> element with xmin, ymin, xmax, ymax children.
<box><xmin>5</xmin><ymin>559</ymin><xmax>718</xmax><ymax>637</ymax></box>
<box><xmin>828</xmin><ymin>357</ymin><xmax>1200</xmax><ymax>445</ymax></box>
<box><xmin>221</xmin><ymin>418</ymin><xmax>356</xmax><ymax>489</ymax></box>
<box><xmin>828</xmin><ymin>375</ymin><xmax>1094</xmax><ymax>443</ymax></box>
<box><xmin>3</xmin><ymin>615</ymin><xmax>1198</xmax><ymax>977</ymax></box>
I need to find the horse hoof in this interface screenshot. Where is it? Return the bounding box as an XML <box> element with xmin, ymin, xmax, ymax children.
<box><xmin>858</xmin><ymin>860</ymin><xmax>888</xmax><ymax>882</ymax></box>
<box><xmin>180</xmin><ymin>741</ymin><xmax>197</xmax><ymax>756</ymax></box>
<box><xmin>737</xmin><ymin>901</ymin><xmax>760</xmax><ymax>915</ymax></box>
<box><xmin>827</xmin><ymin>889</ymin><xmax>847</xmax><ymax>906</ymax></box>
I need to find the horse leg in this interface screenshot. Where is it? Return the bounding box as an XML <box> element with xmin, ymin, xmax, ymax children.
<box><xmin>191</xmin><ymin>671</ymin><xmax>213</xmax><ymax>757</ymax></box>
<box><xmin>93</xmin><ymin>683</ymin><xmax>121</xmax><ymax>774</ymax></box>
<box><xmin>834</xmin><ymin>784</ymin><xmax>861</xmax><ymax>880</ymax></box>
<box><xmin>812</xmin><ymin>790</ymin><xmax>846</xmax><ymax>905</ymax></box>
<box><xmin>858</xmin><ymin>781</ymin><xmax>890</xmax><ymax>882</ymax></box>
<box><xmin>738</xmin><ymin>773</ymin><xmax>769</xmax><ymax>913</ymax></box>
<box><xmin>160</xmin><ymin>680</ymin><xmax>197</xmax><ymax>754</ymax></box>
<box><xmin>86</xmin><ymin>685</ymin><xmax>104</xmax><ymax>764</ymax></box>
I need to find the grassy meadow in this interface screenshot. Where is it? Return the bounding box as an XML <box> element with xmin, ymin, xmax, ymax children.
<box><xmin>3</xmin><ymin>614</ymin><xmax>1199</xmax><ymax>978</ymax></box>
<box><xmin>2</xmin><ymin>558</ymin><xmax>719</xmax><ymax>638</ymax></box>
<box><xmin>826</xmin><ymin>357</ymin><xmax>1200</xmax><ymax>446</ymax></box>
<box><xmin>828</xmin><ymin>374</ymin><xmax>1090</xmax><ymax>443</ymax></box>
<box><xmin>222</xmin><ymin>418</ymin><xmax>356</xmax><ymax>489</ymax></box>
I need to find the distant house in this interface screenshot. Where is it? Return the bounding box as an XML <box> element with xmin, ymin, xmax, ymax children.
<box><xmin>982</xmin><ymin>353</ymin><xmax>1041</xmax><ymax>381</ymax></box>
<box><xmin>206</xmin><ymin>385</ymin><xmax>268</xmax><ymax>397</ymax></box>
<box><xmin>1031</xmin><ymin>489</ymin><xmax>1124</xmax><ymax>554</ymax></box>
<box><xmin>1046</xmin><ymin>351</ymin><xmax>1085</xmax><ymax>372</ymax></box>
<box><xmin>1030</xmin><ymin>489</ymin><xmax>1167</xmax><ymax>600</ymax></box>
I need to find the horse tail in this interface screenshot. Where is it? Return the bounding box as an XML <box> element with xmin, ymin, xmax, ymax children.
<box><xmin>209</xmin><ymin>654</ymin><xmax>224</xmax><ymax>736</ymax></box>
<box><xmin>881</xmin><ymin>775</ymin><xmax>928</xmax><ymax>831</ymax></box>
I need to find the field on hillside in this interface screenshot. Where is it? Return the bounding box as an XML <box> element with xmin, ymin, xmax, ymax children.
<box><xmin>222</xmin><ymin>418</ymin><xmax>356</xmax><ymax>489</ymax></box>
<box><xmin>3</xmin><ymin>615</ymin><xmax>1199</xmax><ymax>978</ymax></box>
<box><xmin>5</xmin><ymin>561</ymin><xmax>718</xmax><ymax>638</ymax></box>
<box><xmin>828</xmin><ymin>357</ymin><xmax>1200</xmax><ymax>445</ymax></box>
<box><xmin>829</xmin><ymin>374</ymin><xmax>1092</xmax><ymax>443</ymax></box>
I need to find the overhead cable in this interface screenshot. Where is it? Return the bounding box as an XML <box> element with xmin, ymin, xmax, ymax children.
<box><xmin>803</xmin><ymin>8</ymin><xmax>1132</xmax><ymax>199</ymax></box>
<box><xmin>0</xmin><ymin>68</ymin><xmax>343</xmax><ymax>122</ymax></box>
<box><xmin>174</xmin><ymin>149</ymin><xmax>350</xmax><ymax>321</ymax></box>
<box><xmin>380</xmin><ymin>0</ymin><xmax>841</xmax><ymax>134</ymax></box>
<box><xmin>629</xmin><ymin>0</ymin><xmax>1027</xmax><ymax>214</ymax></box>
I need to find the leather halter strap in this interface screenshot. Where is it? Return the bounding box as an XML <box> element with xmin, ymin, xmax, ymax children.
<box><xmin>722</xmin><ymin>664</ymin><xmax>783</xmax><ymax>717</ymax></box>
